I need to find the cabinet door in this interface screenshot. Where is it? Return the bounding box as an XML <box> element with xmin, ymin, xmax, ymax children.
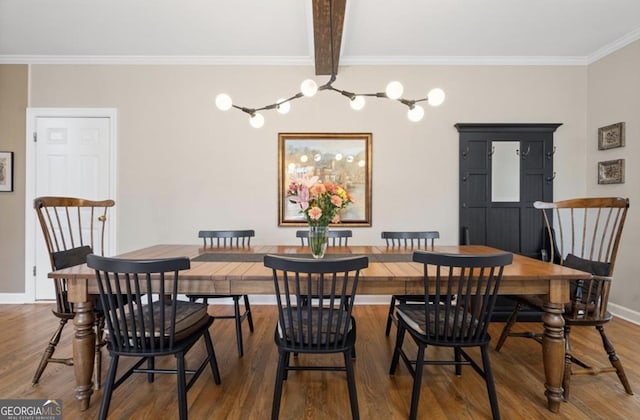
<box><xmin>457</xmin><ymin>123</ymin><xmax>560</xmax><ymax>258</ymax></box>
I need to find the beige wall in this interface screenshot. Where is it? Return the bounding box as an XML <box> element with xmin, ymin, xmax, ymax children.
<box><xmin>587</xmin><ymin>39</ymin><xmax>640</xmax><ymax>315</ymax></box>
<box><xmin>27</xmin><ymin>64</ymin><xmax>588</xmax><ymax>247</ymax></box>
<box><xmin>1</xmin><ymin>63</ymin><xmax>591</xmax><ymax>296</ymax></box>
<box><xmin>0</xmin><ymin>65</ymin><xmax>28</xmax><ymax>294</ymax></box>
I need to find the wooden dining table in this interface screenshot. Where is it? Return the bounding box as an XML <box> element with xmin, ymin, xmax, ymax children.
<box><xmin>51</xmin><ymin>243</ymin><xmax>589</xmax><ymax>413</ymax></box>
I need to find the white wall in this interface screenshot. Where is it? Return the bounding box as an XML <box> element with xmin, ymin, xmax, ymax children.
<box><xmin>587</xmin><ymin>40</ymin><xmax>640</xmax><ymax>319</ymax></box>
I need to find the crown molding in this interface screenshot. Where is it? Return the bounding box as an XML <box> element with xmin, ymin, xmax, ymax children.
<box><xmin>340</xmin><ymin>55</ymin><xmax>588</xmax><ymax>66</ymax></box>
<box><xmin>0</xmin><ymin>55</ymin><xmax>313</xmax><ymax>66</ymax></box>
<box><xmin>587</xmin><ymin>27</ymin><xmax>640</xmax><ymax>64</ymax></box>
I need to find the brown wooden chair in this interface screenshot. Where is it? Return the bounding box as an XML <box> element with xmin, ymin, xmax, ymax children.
<box><xmin>264</xmin><ymin>254</ymin><xmax>369</xmax><ymax>420</ymax></box>
<box><xmin>495</xmin><ymin>197</ymin><xmax>633</xmax><ymax>400</ymax></box>
<box><xmin>32</xmin><ymin>196</ymin><xmax>115</xmax><ymax>389</ymax></box>
<box><xmin>187</xmin><ymin>229</ymin><xmax>255</xmax><ymax>357</ymax></box>
<box><xmin>381</xmin><ymin>231</ymin><xmax>440</xmax><ymax>336</ymax></box>
<box><xmin>87</xmin><ymin>255</ymin><xmax>221</xmax><ymax>420</ymax></box>
<box><xmin>296</xmin><ymin>229</ymin><xmax>352</xmax><ymax>246</ymax></box>
<box><xmin>390</xmin><ymin>251</ymin><xmax>513</xmax><ymax>420</ymax></box>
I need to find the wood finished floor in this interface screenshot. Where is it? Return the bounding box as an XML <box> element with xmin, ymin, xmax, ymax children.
<box><xmin>2</xmin><ymin>303</ymin><xmax>639</xmax><ymax>419</ymax></box>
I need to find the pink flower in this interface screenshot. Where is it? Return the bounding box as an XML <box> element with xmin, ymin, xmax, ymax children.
<box><xmin>331</xmin><ymin>214</ymin><xmax>341</xmax><ymax>223</ymax></box>
<box><xmin>308</xmin><ymin>206</ymin><xmax>322</xmax><ymax>220</ymax></box>
<box><xmin>330</xmin><ymin>195</ymin><xmax>342</xmax><ymax>207</ymax></box>
<box><xmin>310</xmin><ymin>183</ymin><xmax>326</xmax><ymax>197</ymax></box>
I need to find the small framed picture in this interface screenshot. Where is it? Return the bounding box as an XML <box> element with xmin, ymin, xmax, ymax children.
<box><xmin>598</xmin><ymin>159</ymin><xmax>625</xmax><ymax>184</ymax></box>
<box><xmin>598</xmin><ymin>122</ymin><xmax>625</xmax><ymax>150</ymax></box>
<box><xmin>0</xmin><ymin>151</ymin><xmax>14</xmax><ymax>192</ymax></box>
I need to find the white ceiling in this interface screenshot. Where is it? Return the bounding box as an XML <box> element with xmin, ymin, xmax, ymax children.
<box><xmin>1</xmin><ymin>0</ymin><xmax>640</xmax><ymax>66</ymax></box>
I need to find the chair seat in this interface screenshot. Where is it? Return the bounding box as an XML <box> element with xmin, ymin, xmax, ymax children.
<box><xmin>512</xmin><ymin>294</ymin><xmax>612</xmax><ymax>323</ymax></box>
<box><xmin>397</xmin><ymin>304</ymin><xmax>485</xmax><ymax>343</ymax></box>
<box><xmin>110</xmin><ymin>300</ymin><xmax>209</xmax><ymax>343</ymax></box>
<box><xmin>277</xmin><ymin>307</ymin><xmax>352</xmax><ymax>345</ymax></box>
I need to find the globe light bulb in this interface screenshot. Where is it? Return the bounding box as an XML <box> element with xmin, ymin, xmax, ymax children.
<box><xmin>350</xmin><ymin>96</ymin><xmax>365</xmax><ymax>110</ymax></box>
<box><xmin>249</xmin><ymin>113</ymin><xmax>264</xmax><ymax>128</ymax></box>
<box><xmin>300</xmin><ymin>79</ymin><xmax>318</xmax><ymax>97</ymax></box>
<box><xmin>428</xmin><ymin>88</ymin><xmax>446</xmax><ymax>107</ymax></box>
<box><xmin>215</xmin><ymin>93</ymin><xmax>232</xmax><ymax>111</ymax></box>
<box><xmin>276</xmin><ymin>98</ymin><xmax>290</xmax><ymax>114</ymax></box>
<box><xmin>385</xmin><ymin>81</ymin><xmax>404</xmax><ymax>100</ymax></box>
<box><xmin>407</xmin><ymin>105</ymin><xmax>425</xmax><ymax>122</ymax></box>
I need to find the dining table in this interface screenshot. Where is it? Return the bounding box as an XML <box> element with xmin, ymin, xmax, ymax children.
<box><xmin>50</xmin><ymin>243</ymin><xmax>589</xmax><ymax>414</ymax></box>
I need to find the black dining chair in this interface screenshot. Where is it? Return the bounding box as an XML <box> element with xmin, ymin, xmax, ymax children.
<box><xmin>187</xmin><ymin>229</ymin><xmax>255</xmax><ymax>357</ymax></box>
<box><xmin>296</xmin><ymin>229</ymin><xmax>352</xmax><ymax>246</ymax></box>
<box><xmin>389</xmin><ymin>251</ymin><xmax>513</xmax><ymax>420</ymax></box>
<box><xmin>86</xmin><ymin>254</ymin><xmax>221</xmax><ymax>420</ymax></box>
<box><xmin>264</xmin><ymin>254</ymin><xmax>369</xmax><ymax>420</ymax></box>
<box><xmin>381</xmin><ymin>231</ymin><xmax>440</xmax><ymax>336</ymax></box>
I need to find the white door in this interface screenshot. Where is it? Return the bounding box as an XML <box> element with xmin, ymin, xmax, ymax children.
<box><xmin>26</xmin><ymin>109</ymin><xmax>117</xmax><ymax>301</ymax></box>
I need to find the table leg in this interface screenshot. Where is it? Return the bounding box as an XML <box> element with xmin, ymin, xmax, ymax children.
<box><xmin>72</xmin><ymin>300</ymin><xmax>95</xmax><ymax>411</ymax></box>
<box><xmin>542</xmin><ymin>301</ymin><xmax>565</xmax><ymax>413</ymax></box>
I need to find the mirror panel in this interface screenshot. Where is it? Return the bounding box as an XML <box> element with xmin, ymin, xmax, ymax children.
<box><xmin>491</xmin><ymin>141</ymin><xmax>520</xmax><ymax>202</ymax></box>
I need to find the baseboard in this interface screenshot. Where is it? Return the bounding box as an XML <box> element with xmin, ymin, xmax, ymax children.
<box><xmin>243</xmin><ymin>295</ymin><xmax>391</xmax><ymax>305</ymax></box>
<box><xmin>609</xmin><ymin>302</ymin><xmax>640</xmax><ymax>325</ymax></box>
<box><xmin>0</xmin><ymin>293</ymin><xmax>37</xmax><ymax>304</ymax></box>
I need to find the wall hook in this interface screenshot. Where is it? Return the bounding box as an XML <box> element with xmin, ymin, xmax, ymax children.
<box><xmin>516</xmin><ymin>145</ymin><xmax>531</xmax><ymax>159</ymax></box>
<box><xmin>546</xmin><ymin>172</ymin><xmax>556</xmax><ymax>184</ymax></box>
<box><xmin>546</xmin><ymin>146</ymin><xmax>557</xmax><ymax>159</ymax></box>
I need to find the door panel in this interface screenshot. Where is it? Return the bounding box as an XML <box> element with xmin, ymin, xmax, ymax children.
<box><xmin>34</xmin><ymin>116</ymin><xmax>112</xmax><ymax>300</ymax></box>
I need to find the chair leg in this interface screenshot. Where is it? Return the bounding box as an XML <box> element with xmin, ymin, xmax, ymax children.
<box><xmin>597</xmin><ymin>325</ymin><xmax>633</xmax><ymax>395</ymax></box>
<box><xmin>271</xmin><ymin>350</ymin><xmax>288</xmax><ymax>420</ymax></box>
<box><xmin>454</xmin><ymin>347</ymin><xmax>462</xmax><ymax>376</ymax></box>
<box><xmin>94</xmin><ymin>315</ymin><xmax>105</xmax><ymax>390</ymax></box>
<box><xmin>204</xmin><ymin>329</ymin><xmax>221</xmax><ymax>384</ymax></box>
<box><xmin>32</xmin><ymin>318</ymin><xmax>70</xmax><ymax>385</ymax></box>
<box><xmin>495</xmin><ymin>301</ymin><xmax>522</xmax><ymax>351</ymax></box>
<box><xmin>385</xmin><ymin>295</ymin><xmax>397</xmax><ymax>336</ymax></box>
<box><xmin>147</xmin><ymin>357</ymin><xmax>155</xmax><ymax>383</ymax></box>
<box><xmin>98</xmin><ymin>354</ymin><xmax>119</xmax><ymax>420</ymax></box>
<box><xmin>481</xmin><ymin>345</ymin><xmax>501</xmax><ymax>420</ymax></box>
<box><xmin>344</xmin><ymin>350</ymin><xmax>360</xmax><ymax>420</ymax></box>
<box><xmin>389</xmin><ymin>322</ymin><xmax>406</xmax><ymax>375</ymax></box>
<box><xmin>176</xmin><ymin>351</ymin><xmax>188</xmax><ymax>420</ymax></box>
<box><xmin>244</xmin><ymin>295</ymin><xmax>254</xmax><ymax>332</ymax></box>
<box><xmin>408</xmin><ymin>343</ymin><xmax>426</xmax><ymax>420</ymax></box>
<box><xmin>233</xmin><ymin>296</ymin><xmax>244</xmax><ymax>357</ymax></box>
<box><xmin>563</xmin><ymin>326</ymin><xmax>573</xmax><ymax>400</ymax></box>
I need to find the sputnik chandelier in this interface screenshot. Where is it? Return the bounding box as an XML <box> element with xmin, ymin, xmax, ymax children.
<box><xmin>215</xmin><ymin>76</ymin><xmax>445</xmax><ymax>128</ymax></box>
<box><xmin>215</xmin><ymin>0</ymin><xmax>444</xmax><ymax>128</ymax></box>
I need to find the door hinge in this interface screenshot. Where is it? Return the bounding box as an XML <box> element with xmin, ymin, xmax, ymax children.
<box><xmin>33</xmin><ymin>265</ymin><xmax>37</xmax><ymax>276</ymax></box>
<box><xmin>33</xmin><ymin>132</ymin><xmax>37</xmax><ymax>142</ymax></box>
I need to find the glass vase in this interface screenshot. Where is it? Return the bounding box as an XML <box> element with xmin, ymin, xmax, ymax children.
<box><xmin>308</xmin><ymin>225</ymin><xmax>329</xmax><ymax>259</ymax></box>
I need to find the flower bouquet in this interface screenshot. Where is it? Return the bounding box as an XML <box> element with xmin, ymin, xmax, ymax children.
<box><xmin>287</xmin><ymin>176</ymin><xmax>353</xmax><ymax>257</ymax></box>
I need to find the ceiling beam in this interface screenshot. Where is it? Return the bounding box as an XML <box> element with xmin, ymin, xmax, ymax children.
<box><xmin>312</xmin><ymin>0</ymin><xmax>346</xmax><ymax>76</ymax></box>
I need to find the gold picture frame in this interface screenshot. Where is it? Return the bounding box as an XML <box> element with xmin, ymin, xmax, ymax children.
<box><xmin>598</xmin><ymin>122</ymin><xmax>625</xmax><ymax>150</ymax></box>
<box><xmin>278</xmin><ymin>132</ymin><xmax>372</xmax><ymax>226</ymax></box>
<box><xmin>598</xmin><ymin>159</ymin><xmax>625</xmax><ymax>184</ymax></box>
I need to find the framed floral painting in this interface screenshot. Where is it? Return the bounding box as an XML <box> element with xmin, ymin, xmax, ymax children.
<box><xmin>278</xmin><ymin>133</ymin><xmax>372</xmax><ymax>226</ymax></box>
<box><xmin>598</xmin><ymin>122</ymin><xmax>625</xmax><ymax>150</ymax></box>
<box><xmin>0</xmin><ymin>151</ymin><xmax>13</xmax><ymax>192</ymax></box>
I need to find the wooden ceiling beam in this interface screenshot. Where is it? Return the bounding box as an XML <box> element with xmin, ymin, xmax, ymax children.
<box><xmin>312</xmin><ymin>0</ymin><xmax>346</xmax><ymax>76</ymax></box>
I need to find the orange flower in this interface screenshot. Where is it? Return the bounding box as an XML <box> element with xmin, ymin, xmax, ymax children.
<box><xmin>308</xmin><ymin>206</ymin><xmax>323</xmax><ymax>220</ymax></box>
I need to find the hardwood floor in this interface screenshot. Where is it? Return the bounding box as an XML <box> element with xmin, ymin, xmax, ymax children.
<box><xmin>2</xmin><ymin>303</ymin><xmax>639</xmax><ymax>419</ymax></box>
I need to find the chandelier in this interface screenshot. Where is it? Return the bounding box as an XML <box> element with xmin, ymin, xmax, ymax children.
<box><xmin>215</xmin><ymin>0</ymin><xmax>444</xmax><ymax>128</ymax></box>
<box><xmin>215</xmin><ymin>76</ymin><xmax>445</xmax><ymax>128</ymax></box>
